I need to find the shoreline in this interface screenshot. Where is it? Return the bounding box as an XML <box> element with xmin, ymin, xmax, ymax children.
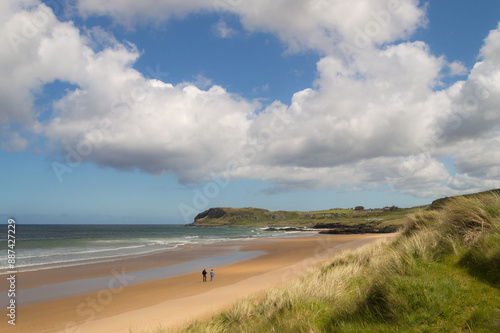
<box><xmin>0</xmin><ymin>240</ymin><xmax>252</xmax><ymax>290</ymax></box>
<box><xmin>1</xmin><ymin>233</ymin><xmax>395</xmax><ymax>333</ymax></box>
<box><xmin>0</xmin><ymin>232</ymin><xmax>318</xmax><ymax>286</ymax></box>
<box><xmin>0</xmin><ymin>251</ymin><xmax>267</xmax><ymax>307</ymax></box>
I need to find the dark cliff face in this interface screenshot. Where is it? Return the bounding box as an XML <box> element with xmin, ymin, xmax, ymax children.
<box><xmin>194</xmin><ymin>208</ymin><xmax>228</xmax><ymax>221</ymax></box>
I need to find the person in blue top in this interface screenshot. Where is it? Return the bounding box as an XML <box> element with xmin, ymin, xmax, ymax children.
<box><xmin>210</xmin><ymin>269</ymin><xmax>215</xmax><ymax>281</ymax></box>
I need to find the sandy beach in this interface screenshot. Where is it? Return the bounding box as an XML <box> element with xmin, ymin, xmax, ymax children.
<box><xmin>1</xmin><ymin>233</ymin><xmax>394</xmax><ymax>333</ymax></box>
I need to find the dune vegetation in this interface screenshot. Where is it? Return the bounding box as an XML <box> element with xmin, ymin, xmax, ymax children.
<box><xmin>171</xmin><ymin>191</ymin><xmax>500</xmax><ymax>332</ymax></box>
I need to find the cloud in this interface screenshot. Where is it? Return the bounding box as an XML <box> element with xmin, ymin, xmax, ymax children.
<box><xmin>0</xmin><ymin>0</ymin><xmax>75</xmax><ymax>146</ymax></box>
<box><xmin>192</xmin><ymin>74</ymin><xmax>213</xmax><ymax>89</ymax></box>
<box><xmin>479</xmin><ymin>22</ymin><xmax>500</xmax><ymax>63</ymax></box>
<box><xmin>0</xmin><ymin>128</ymin><xmax>28</xmax><ymax>152</ymax></box>
<box><xmin>246</xmin><ymin>42</ymin><xmax>445</xmax><ymax>169</ymax></box>
<box><xmin>452</xmin><ymin>139</ymin><xmax>500</xmax><ymax>178</ymax></box>
<box><xmin>1</xmin><ymin>0</ymin><xmax>500</xmax><ymax>200</ymax></box>
<box><xmin>46</xmin><ymin>81</ymin><xmax>257</xmax><ymax>183</ymax></box>
<box><xmin>220</xmin><ymin>20</ymin><xmax>500</xmax><ymax>197</ymax></box>
<box><xmin>76</xmin><ymin>0</ymin><xmax>427</xmax><ymax>54</ymax></box>
<box><xmin>75</xmin><ymin>0</ymin><xmax>212</xmax><ymax>27</ymax></box>
<box><xmin>212</xmin><ymin>20</ymin><xmax>237</xmax><ymax>38</ymax></box>
<box><xmin>448</xmin><ymin>60</ymin><xmax>468</xmax><ymax>76</ymax></box>
<box><xmin>221</xmin><ymin>40</ymin><xmax>457</xmax><ymax>195</ymax></box>
<box><xmin>38</xmin><ymin>38</ymin><xmax>258</xmax><ymax>182</ymax></box>
<box><xmin>225</xmin><ymin>152</ymin><xmax>451</xmax><ymax>198</ymax></box>
<box><xmin>252</xmin><ymin>83</ymin><xmax>270</xmax><ymax>94</ymax></box>
<box><xmin>0</xmin><ymin>0</ymin><xmax>258</xmax><ymax>183</ymax></box>
<box><xmin>431</xmin><ymin>23</ymin><xmax>500</xmax><ymax>184</ymax></box>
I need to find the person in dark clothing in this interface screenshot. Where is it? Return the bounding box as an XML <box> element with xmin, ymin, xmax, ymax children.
<box><xmin>202</xmin><ymin>269</ymin><xmax>207</xmax><ymax>282</ymax></box>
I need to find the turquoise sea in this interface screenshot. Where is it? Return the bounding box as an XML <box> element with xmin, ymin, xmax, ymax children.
<box><xmin>0</xmin><ymin>224</ymin><xmax>294</xmax><ymax>272</ymax></box>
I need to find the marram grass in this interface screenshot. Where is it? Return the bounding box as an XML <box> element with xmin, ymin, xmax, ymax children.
<box><xmin>152</xmin><ymin>191</ymin><xmax>500</xmax><ymax>333</ymax></box>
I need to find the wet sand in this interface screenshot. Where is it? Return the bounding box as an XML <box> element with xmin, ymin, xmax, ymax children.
<box><xmin>1</xmin><ymin>233</ymin><xmax>394</xmax><ymax>333</ymax></box>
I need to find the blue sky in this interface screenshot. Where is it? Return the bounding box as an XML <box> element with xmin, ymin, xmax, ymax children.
<box><xmin>1</xmin><ymin>0</ymin><xmax>500</xmax><ymax>224</ymax></box>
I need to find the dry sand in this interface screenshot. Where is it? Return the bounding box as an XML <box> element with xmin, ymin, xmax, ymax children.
<box><xmin>1</xmin><ymin>233</ymin><xmax>394</xmax><ymax>333</ymax></box>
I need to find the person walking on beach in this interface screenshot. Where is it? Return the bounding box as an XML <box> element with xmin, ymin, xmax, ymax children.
<box><xmin>202</xmin><ymin>269</ymin><xmax>207</xmax><ymax>282</ymax></box>
<box><xmin>210</xmin><ymin>269</ymin><xmax>214</xmax><ymax>281</ymax></box>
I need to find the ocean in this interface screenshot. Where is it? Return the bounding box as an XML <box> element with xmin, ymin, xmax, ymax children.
<box><xmin>0</xmin><ymin>224</ymin><xmax>296</xmax><ymax>273</ymax></box>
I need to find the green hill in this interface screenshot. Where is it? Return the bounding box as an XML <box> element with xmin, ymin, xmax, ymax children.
<box><xmin>189</xmin><ymin>207</ymin><xmax>302</xmax><ymax>226</ymax></box>
<box><xmin>188</xmin><ymin>205</ymin><xmax>426</xmax><ymax>233</ymax></box>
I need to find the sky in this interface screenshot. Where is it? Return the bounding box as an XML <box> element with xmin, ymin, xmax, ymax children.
<box><xmin>1</xmin><ymin>0</ymin><xmax>500</xmax><ymax>224</ymax></box>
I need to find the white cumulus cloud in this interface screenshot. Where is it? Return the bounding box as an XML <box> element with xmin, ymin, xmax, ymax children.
<box><xmin>75</xmin><ymin>0</ymin><xmax>427</xmax><ymax>54</ymax></box>
<box><xmin>1</xmin><ymin>0</ymin><xmax>500</xmax><ymax>200</ymax></box>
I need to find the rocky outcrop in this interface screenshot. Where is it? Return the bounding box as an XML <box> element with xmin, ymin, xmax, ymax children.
<box><xmin>314</xmin><ymin>223</ymin><xmax>398</xmax><ymax>234</ymax></box>
<box><xmin>194</xmin><ymin>208</ymin><xmax>228</xmax><ymax>221</ymax></box>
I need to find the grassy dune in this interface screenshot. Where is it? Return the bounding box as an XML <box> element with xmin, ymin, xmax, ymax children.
<box><xmin>174</xmin><ymin>191</ymin><xmax>500</xmax><ymax>332</ymax></box>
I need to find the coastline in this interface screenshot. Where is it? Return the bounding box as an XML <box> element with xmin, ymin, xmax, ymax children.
<box><xmin>1</xmin><ymin>233</ymin><xmax>395</xmax><ymax>333</ymax></box>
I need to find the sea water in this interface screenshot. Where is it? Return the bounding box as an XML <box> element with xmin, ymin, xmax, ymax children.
<box><xmin>0</xmin><ymin>251</ymin><xmax>266</xmax><ymax>306</ymax></box>
<box><xmin>0</xmin><ymin>224</ymin><xmax>294</xmax><ymax>272</ymax></box>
